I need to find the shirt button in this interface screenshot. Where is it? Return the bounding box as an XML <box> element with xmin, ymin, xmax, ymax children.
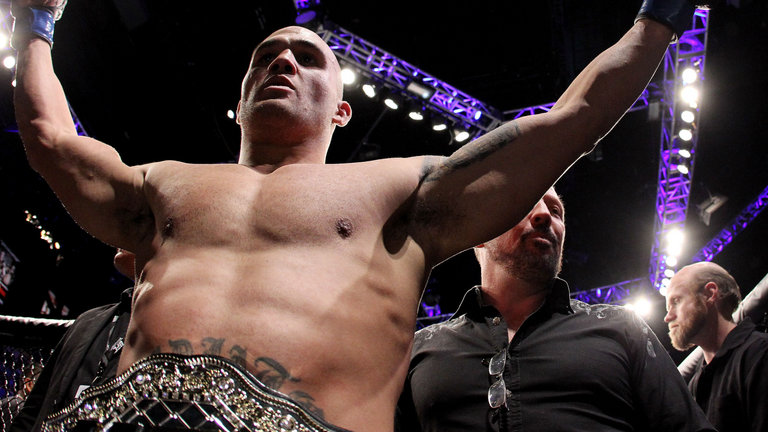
<box><xmin>492</xmin><ymin>317</ymin><xmax>501</xmax><ymax>325</ymax></box>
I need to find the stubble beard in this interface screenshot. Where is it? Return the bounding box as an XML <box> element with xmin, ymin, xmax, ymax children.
<box><xmin>669</xmin><ymin>298</ymin><xmax>707</xmax><ymax>351</ymax></box>
<box><xmin>496</xmin><ymin>235</ymin><xmax>562</xmax><ymax>285</ymax></box>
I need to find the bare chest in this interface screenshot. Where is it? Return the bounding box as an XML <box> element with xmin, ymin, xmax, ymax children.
<box><xmin>144</xmin><ymin>163</ymin><xmax>413</xmax><ymax>246</ymax></box>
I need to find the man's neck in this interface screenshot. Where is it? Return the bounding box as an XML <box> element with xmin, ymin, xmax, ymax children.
<box><xmin>699</xmin><ymin>317</ymin><xmax>738</xmax><ymax>364</ymax></box>
<box><xmin>238</xmin><ymin>139</ymin><xmax>327</xmax><ymax>172</ymax></box>
<box><xmin>480</xmin><ymin>269</ymin><xmax>551</xmax><ymax>336</ymax></box>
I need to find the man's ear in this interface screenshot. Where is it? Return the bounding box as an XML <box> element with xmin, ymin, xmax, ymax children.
<box><xmin>702</xmin><ymin>281</ymin><xmax>718</xmax><ymax>303</ymax></box>
<box><xmin>333</xmin><ymin>100</ymin><xmax>352</xmax><ymax>127</ymax></box>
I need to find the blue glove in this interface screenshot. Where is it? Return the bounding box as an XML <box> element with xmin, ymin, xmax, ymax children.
<box><xmin>635</xmin><ymin>0</ymin><xmax>703</xmax><ymax>40</ymax></box>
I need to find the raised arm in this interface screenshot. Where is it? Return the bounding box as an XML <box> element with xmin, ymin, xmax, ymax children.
<box><xmin>411</xmin><ymin>2</ymin><xmax>695</xmax><ymax>265</ymax></box>
<box><xmin>12</xmin><ymin>2</ymin><xmax>152</xmax><ymax>251</ymax></box>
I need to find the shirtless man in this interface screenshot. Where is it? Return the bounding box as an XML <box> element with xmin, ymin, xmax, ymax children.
<box><xmin>12</xmin><ymin>1</ymin><xmax>696</xmax><ymax>430</ymax></box>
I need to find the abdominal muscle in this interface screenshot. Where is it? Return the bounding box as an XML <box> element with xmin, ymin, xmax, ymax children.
<box><xmin>120</xmin><ymin>243</ymin><xmax>423</xmax><ymax>431</ymax></box>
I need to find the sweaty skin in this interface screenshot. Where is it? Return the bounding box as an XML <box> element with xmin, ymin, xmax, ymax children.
<box><xmin>14</xmin><ymin>19</ymin><xmax>675</xmax><ymax>431</ymax></box>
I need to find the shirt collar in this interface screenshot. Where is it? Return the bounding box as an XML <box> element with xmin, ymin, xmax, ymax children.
<box><xmin>715</xmin><ymin>317</ymin><xmax>757</xmax><ymax>358</ymax></box>
<box><xmin>452</xmin><ymin>277</ymin><xmax>573</xmax><ymax>319</ymax></box>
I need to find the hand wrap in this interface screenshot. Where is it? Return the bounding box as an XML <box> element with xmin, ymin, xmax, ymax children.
<box><xmin>635</xmin><ymin>0</ymin><xmax>702</xmax><ymax>41</ymax></box>
<box><xmin>10</xmin><ymin>0</ymin><xmax>68</xmax><ymax>48</ymax></box>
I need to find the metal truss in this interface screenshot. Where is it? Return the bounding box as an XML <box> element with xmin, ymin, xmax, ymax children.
<box><xmin>692</xmin><ymin>184</ymin><xmax>768</xmax><ymax>262</ymax></box>
<box><xmin>648</xmin><ymin>9</ymin><xmax>710</xmax><ymax>291</ymax></box>
<box><xmin>503</xmin><ymin>84</ymin><xmax>658</xmax><ymax>120</ymax></box>
<box><xmin>314</xmin><ymin>23</ymin><xmax>504</xmax><ymax>140</ymax></box>
<box><xmin>570</xmin><ymin>278</ymin><xmax>647</xmax><ymax>304</ymax></box>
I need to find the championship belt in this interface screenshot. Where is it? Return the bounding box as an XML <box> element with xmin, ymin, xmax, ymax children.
<box><xmin>43</xmin><ymin>354</ymin><xmax>350</xmax><ymax>432</ymax></box>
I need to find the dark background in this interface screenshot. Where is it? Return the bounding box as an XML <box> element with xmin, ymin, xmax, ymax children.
<box><xmin>0</xmin><ymin>0</ymin><xmax>766</xmax><ymax>363</ymax></box>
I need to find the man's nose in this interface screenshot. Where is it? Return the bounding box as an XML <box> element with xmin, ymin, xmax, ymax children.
<box><xmin>530</xmin><ymin>203</ymin><xmax>552</xmax><ymax>227</ymax></box>
<box><xmin>270</xmin><ymin>50</ymin><xmax>297</xmax><ymax>74</ymax></box>
<box><xmin>664</xmin><ymin>309</ymin><xmax>674</xmax><ymax>323</ymax></box>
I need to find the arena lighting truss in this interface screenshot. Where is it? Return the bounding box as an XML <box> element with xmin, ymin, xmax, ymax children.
<box><xmin>692</xmin><ymin>184</ymin><xmax>768</xmax><ymax>262</ymax></box>
<box><xmin>315</xmin><ymin>24</ymin><xmax>505</xmax><ymax>141</ymax></box>
<box><xmin>648</xmin><ymin>8</ymin><xmax>710</xmax><ymax>294</ymax></box>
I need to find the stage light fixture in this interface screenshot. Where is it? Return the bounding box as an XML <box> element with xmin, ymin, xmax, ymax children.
<box><xmin>680</xmin><ymin>86</ymin><xmax>699</xmax><ymax>106</ymax></box>
<box><xmin>362</xmin><ymin>84</ymin><xmax>377</xmax><ymax>98</ymax></box>
<box><xmin>673</xmin><ymin>163</ymin><xmax>689</xmax><ymax>175</ymax></box>
<box><xmin>664</xmin><ymin>268</ymin><xmax>675</xmax><ymax>278</ymax></box>
<box><xmin>226</xmin><ymin>110</ymin><xmax>235</xmax><ymax>119</ymax></box>
<box><xmin>408</xmin><ymin>110</ymin><xmax>424</xmax><ymax>121</ymax></box>
<box><xmin>665</xmin><ymin>228</ymin><xmax>685</xmax><ymax>257</ymax></box>
<box><xmin>659</xmin><ymin>285</ymin><xmax>669</xmax><ymax>297</ymax></box>
<box><xmin>680</xmin><ymin>110</ymin><xmax>695</xmax><ymax>123</ymax></box>
<box><xmin>625</xmin><ymin>297</ymin><xmax>652</xmax><ymax>318</ymax></box>
<box><xmin>341</xmin><ymin>68</ymin><xmax>356</xmax><ymax>86</ymax></box>
<box><xmin>384</xmin><ymin>97</ymin><xmax>399</xmax><ymax>110</ymax></box>
<box><xmin>681</xmin><ymin>67</ymin><xmax>698</xmax><ymax>85</ymax></box>
<box><xmin>2</xmin><ymin>54</ymin><xmax>15</xmax><ymax>70</ymax></box>
<box><xmin>678</xmin><ymin>128</ymin><xmax>693</xmax><ymax>141</ymax></box>
<box><xmin>406</xmin><ymin>81</ymin><xmax>435</xmax><ymax>100</ymax></box>
<box><xmin>665</xmin><ymin>255</ymin><xmax>678</xmax><ymax>267</ymax></box>
<box><xmin>454</xmin><ymin>129</ymin><xmax>470</xmax><ymax>143</ymax></box>
<box><xmin>697</xmin><ymin>194</ymin><xmax>728</xmax><ymax>226</ymax></box>
<box><xmin>677</xmin><ymin>148</ymin><xmax>691</xmax><ymax>159</ymax></box>
<box><xmin>432</xmin><ymin>120</ymin><xmax>448</xmax><ymax>131</ymax></box>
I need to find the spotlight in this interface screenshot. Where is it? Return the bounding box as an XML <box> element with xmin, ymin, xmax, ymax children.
<box><xmin>678</xmin><ymin>128</ymin><xmax>693</xmax><ymax>141</ymax></box>
<box><xmin>454</xmin><ymin>129</ymin><xmax>470</xmax><ymax>143</ymax></box>
<box><xmin>624</xmin><ymin>297</ymin><xmax>652</xmax><ymax>317</ymax></box>
<box><xmin>673</xmin><ymin>163</ymin><xmax>689</xmax><ymax>175</ymax></box>
<box><xmin>226</xmin><ymin>110</ymin><xmax>235</xmax><ymax>119</ymax></box>
<box><xmin>362</xmin><ymin>84</ymin><xmax>377</xmax><ymax>98</ymax></box>
<box><xmin>677</xmin><ymin>148</ymin><xmax>691</xmax><ymax>159</ymax></box>
<box><xmin>659</xmin><ymin>285</ymin><xmax>669</xmax><ymax>297</ymax></box>
<box><xmin>680</xmin><ymin>86</ymin><xmax>699</xmax><ymax>106</ymax></box>
<box><xmin>405</xmin><ymin>81</ymin><xmax>435</xmax><ymax>100</ymax></box>
<box><xmin>473</xmin><ymin>110</ymin><xmax>482</xmax><ymax>121</ymax></box>
<box><xmin>664</xmin><ymin>268</ymin><xmax>676</xmax><ymax>278</ymax></box>
<box><xmin>681</xmin><ymin>67</ymin><xmax>698</xmax><ymax>85</ymax></box>
<box><xmin>680</xmin><ymin>110</ymin><xmax>695</xmax><ymax>123</ymax></box>
<box><xmin>340</xmin><ymin>68</ymin><xmax>356</xmax><ymax>86</ymax></box>
<box><xmin>665</xmin><ymin>255</ymin><xmax>678</xmax><ymax>267</ymax></box>
<box><xmin>408</xmin><ymin>110</ymin><xmax>424</xmax><ymax>121</ymax></box>
<box><xmin>0</xmin><ymin>33</ymin><xmax>8</xmax><ymax>49</ymax></box>
<box><xmin>2</xmin><ymin>54</ymin><xmax>16</xmax><ymax>70</ymax></box>
<box><xmin>432</xmin><ymin>120</ymin><xmax>448</xmax><ymax>131</ymax></box>
<box><xmin>384</xmin><ymin>97</ymin><xmax>399</xmax><ymax>110</ymax></box>
<box><xmin>665</xmin><ymin>228</ymin><xmax>685</xmax><ymax>257</ymax></box>
<box><xmin>697</xmin><ymin>194</ymin><xmax>728</xmax><ymax>226</ymax></box>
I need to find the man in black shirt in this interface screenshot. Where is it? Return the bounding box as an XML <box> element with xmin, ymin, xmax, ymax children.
<box><xmin>9</xmin><ymin>250</ymin><xmax>134</xmax><ymax>432</ymax></box>
<box><xmin>665</xmin><ymin>262</ymin><xmax>768</xmax><ymax>432</ymax></box>
<box><xmin>397</xmin><ymin>188</ymin><xmax>714</xmax><ymax>431</ymax></box>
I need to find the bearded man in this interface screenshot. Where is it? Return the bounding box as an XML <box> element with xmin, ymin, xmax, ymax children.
<box><xmin>397</xmin><ymin>188</ymin><xmax>714</xmax><ymax>432</ymax></box>
<box><xmin>665</xmin><ymin>262</ymin><xmax>768</xmax><ymax>432</ymax></box>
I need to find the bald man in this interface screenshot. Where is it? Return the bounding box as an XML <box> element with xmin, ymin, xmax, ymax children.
<box><xmin>665</xmin><ymin>262</ymin><xmax>768</xmax><ymax>432</ymax></box>
<box><xmin>13</xmin><ymin>0</ymin><xmax>696</xmax><ymax>430</ymax></box>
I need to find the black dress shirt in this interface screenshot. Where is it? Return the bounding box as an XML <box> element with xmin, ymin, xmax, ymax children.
<box><xmin>397</xmin><ymin>280</ymin><xmax>714</xmax><ymax>431</ymax></box>
<box><xmin>688</xmin><ymin>318</ymin><xmax>768</xmax><ymax>432</ymax></box>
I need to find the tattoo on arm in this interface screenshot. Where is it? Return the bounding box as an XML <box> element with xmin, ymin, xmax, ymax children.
<box><xmin>253</xmin><ymin>357</ymin><xmax>300</xmax><ymax>390</ymax></box>
<box><xmin>168</xmin><ymin>339</ymin><xmax>193</xmax><ymax>355</ymax></box>
<box><xmin>422</xmin><ymin>121</ymin><xmax>521</xmax><ymax>183</ymax></box>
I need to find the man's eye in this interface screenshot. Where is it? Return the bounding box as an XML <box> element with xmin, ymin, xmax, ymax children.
<box><xmin>256</xmin><ymin>54</ymin><xmax>275</xmax><ymax>65</ymax></box>
<box><xmin>298</xmin><ymin>54</ymin><xmax>315</xmax><ymax>65</ymax></box>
